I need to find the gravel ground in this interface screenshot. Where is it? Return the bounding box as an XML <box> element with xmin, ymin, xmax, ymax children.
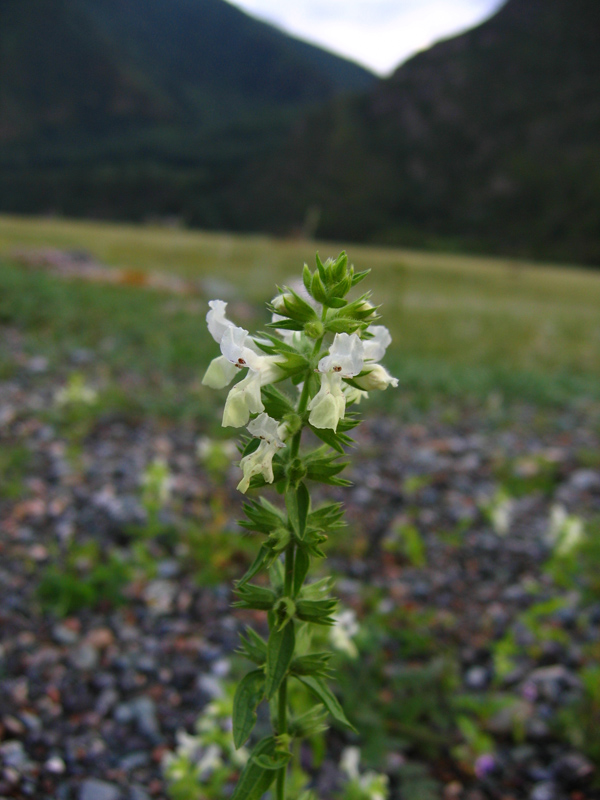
<box><xmin>1</xmin><ymin>332</ymin><xmax>600</xmax><ymax>800</ymax></box>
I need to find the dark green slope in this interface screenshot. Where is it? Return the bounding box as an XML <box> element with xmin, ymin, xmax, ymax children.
<box><xmin>0</xmin><ymin>0</ymin><xmax>374</xmax><ymax>145</ymax></box>
<box><xmin>233</xmin><ymin>0</ymin><xmax>600</xmax><ymax>264</ymax></box>
<box><xmin>0</xmin><ymin>0</ymin><xmax>374</xmax><ymax>221</ymax></box>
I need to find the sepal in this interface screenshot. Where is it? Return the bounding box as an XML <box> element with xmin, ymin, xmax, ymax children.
<box><xmin>290</xmin><ymin>652</ymin><xmax>333</xmax><ymax>678</ymax></box>
<box><xmin>288</xmin><ymin>705</ymin><xmax>329</xmax><ymax>739</ymax></box>
<box><xmin>233</xmin><ymin>583</ymin><xmax>277</xmax><ymax>611</ymax></box>
<box><xmin>236</xmin><ymin>628</ymin><xmax>267</xmax><ymax>665</ymax></box>
<box><xmin>295</xmin><ymin>598</ymin><xmax>338</xmax><ymax>626</ymax></box>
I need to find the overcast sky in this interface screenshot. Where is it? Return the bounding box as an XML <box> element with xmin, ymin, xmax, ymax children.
<box><xmin>226</xmin><ymin>0</ymin><xmax>505</xmax><ymax>75</ymax></box>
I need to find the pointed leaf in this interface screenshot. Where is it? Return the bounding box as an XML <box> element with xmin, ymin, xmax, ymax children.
<box><xmin>303</xmin><ymin>263</ymin><xmax>312</xmax><ymax>293</ymax></box>
<box><xmin>237</xmin><ymin>545</ymin><xmax>273</xmax><ymax>587</ymax></box>
<box><xmin>294</xmin><ymin>675</ymin><xmax>357</xmax><ymax>732</ymax></box>
<box><xmin>265</xmin><ymin>621</ymin><xmax>295</xmax><ymax>699</ymax></box>
<box><xmin>233</xmin><ymin>669</ymin><xmax>265</xmax><ymax>748</ymax></box>
<box><xmin>253</xmin><ymin>750</ymin><xmax>291</xmax><ymax>770</ymax></box>
<box><xmin>230</xmin><ymin>736</ymin><xmax>278</xmax><ymax>800</ymax></box>
<box><xmin>237</xmin><ymin>628</ymin><xmax>267</xmax><ymax>665</ymax></box>
<box><xmin>293</xmin><ymin>547</ymin><xmax>310</xmax><ymax>597</ymax></box>
<box><xmin>286</xmin><ymin>483</ymin><xmax>309</xmax><ymax>540</ymax></box>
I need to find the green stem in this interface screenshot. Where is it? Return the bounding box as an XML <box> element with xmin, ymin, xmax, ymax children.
<box><xmin>275</xmin><ymin>677</ymin><xmax>288</xmax><ymax>800</ymax></box>
<box><xmin>276</xmin><ymin>542</ymin><xmax>295</xmax><ymax>800</ymax></box>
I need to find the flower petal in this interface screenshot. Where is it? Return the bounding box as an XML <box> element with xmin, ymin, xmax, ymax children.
<box><xmin>201</xmin><ymin>355</ymin><xmax>239</xmax><ymax>389</ymax></box>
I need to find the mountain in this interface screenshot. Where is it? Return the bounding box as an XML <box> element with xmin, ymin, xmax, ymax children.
<box><xmin>232</xmin><ymin>0</ymin><xmax>600</xmax><ymax>264</ymax></box>
<box><xmin>0</xmin><ymin>0</ymin><xmax>374</xmax><ymax>221</ymax></box>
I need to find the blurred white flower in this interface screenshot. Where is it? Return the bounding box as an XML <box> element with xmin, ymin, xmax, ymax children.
<box><xmin>237</xmin><ymin>413</ymin><xmax>287</xmax><ymax>493</ymax></box>
<box><xmin>329</xmin><ymin>608</ymin><xmax>359</xmax><ymax>658</ymax></box>
<box><xmin>488</xmin><ymin>488</ymin><xmax>514</xmax><ymax>537</ymax></box>
<box><xmin>547</xmin><ymin>504</ymin><xmax>585</xmax><ymax>555</ymax></box>
<box><xmin>54</xmin><ymin>373</ymin><xmax>98</xmax><ymax>406</ymax></box>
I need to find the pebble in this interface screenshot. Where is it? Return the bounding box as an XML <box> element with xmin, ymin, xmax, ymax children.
<box><xmin>70</xmin><ymin>644</ymin><xmax>100</xmax><ymax>671</ymax></box>
<box><xmin>529</xmin><ymin>781</ymin><xmax>558</xmax><ymax>800</ymax></box>
<box><xmin>79</xmin><ymin>779</ymin><xmax>122</xmax><ymax>800</ymax></box>
<box><xmin>1</xmin><ymin>371</ymin><xmax>599</xmax><ymax>798</ymax></box>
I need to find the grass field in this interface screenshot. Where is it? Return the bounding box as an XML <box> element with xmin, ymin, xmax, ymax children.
<box><xmin>1</xmin><ymin>213</ymin><xmax>600</xmax><ymax>413</ymax></box>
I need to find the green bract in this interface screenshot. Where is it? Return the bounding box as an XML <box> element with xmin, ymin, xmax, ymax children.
<box><xmin>202</xmin><ymin>252</ymin><xmax>397</xmax><ymax>800</ymax></box>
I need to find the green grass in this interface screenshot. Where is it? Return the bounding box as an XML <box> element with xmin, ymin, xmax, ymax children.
<box><xmin>1</xmin><ymin>213</ymin><xmax>600</xmax><ymax>411</ymax></box>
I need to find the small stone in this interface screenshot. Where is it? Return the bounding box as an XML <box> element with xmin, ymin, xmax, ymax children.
<box><xmin>554</xmin><ymin>753</ymin><xmax>595</xmax><ymax>784</ymax></box>
<box><xmin>464</xmin><ymin>665</ymin><xmax>490</xmax><ymax>690</ymax></box>
<box><xmin>96</xmin><ymin>688</ymin><xmax>119</xmax><ymax>718</ymax></box>
<box><xmin>128</xmin><ymin>788</ymin><xmax>151</xmax><ymax>800</ymax></box>
<box><xmin>119</xmin><ymin>751</ymin><xmax>151</xmax><ymax>771</ymax></box>
<box><xmin>79</xmin><ymin>779</ymin><xmax>122</xmax><ymax>800</ymax></box>
<box><xmin>52</xmin><ymin>623</ymin><xmax>80</xmax><ymax>645</ymax></box>
<box><xmin>27</xmin><ymin>356</ymin><xmax>49</xmax><ymax>373</ymax></box>
<box><xmin>45</xmin><ymin>756</ymin><xmax>66</xmax><ymax>774</ymax></box>
<box><xmin>70</xmin><ymin>644</ymin><xmax>99</xmax><ymax>671</ymax></box>
<box><xmin>85</xmin><ymin>628</ymin><xmax>115</xmax><ymax>649</ymax></box>
<box><xmin>529</xmin><ymin>781</ymin><xmax>558</xmax><ymax>800</ymax></box>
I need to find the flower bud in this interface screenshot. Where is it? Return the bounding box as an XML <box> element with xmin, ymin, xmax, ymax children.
<box><xmin>353</xmin><ymin>364</ymin><xmax>398</xmax><ymax>391</ymax></box>
<box><xmin>304</xmin><ymin>320</ymin><xmax>324</xmax><ymax>340</ymax></box>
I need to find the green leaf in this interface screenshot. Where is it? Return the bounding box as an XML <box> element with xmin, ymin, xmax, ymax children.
<box><xmin>296</xmin><ymin>598</ymin><xmax>338</xmax><ymax>625</ymax></box>
<box><xmin>286</xmin><ymin>483</ymin><xmax>309</xmax><ymax>540</ymax></box>
<box><xmin>265</xmin><ymin>620</ymin><xmax>295</xmax><ymax>699</ymax></box>
<box><xmin>233</xmin><ymin>583</ymin><xmax>276</xmax><ymax>611</ymax></box>
<box><xmin>325</xmin><ymin>317</ymin><xmax>362</xmax><ymax>334</ymax></box>
<box><xmin>266</xmin><ymin>318</ymin><xmax>304</xmax><ymax>331</ymax></box>
<box><xmin>282</xmin><ymin>290</ymin><xmax>318</xmax><ymax>323</ymax></box>
<box><xmin>253</xmin><ymin>750</ymin><xmax>291</xmax><ymax>770</ymax></box>
<box><xmin>290</xmin><ymin>652</ymin><xmax>332</xmax><ymax>677</ymax></box>
<box><xmin>239</xmin><ymin>497</ymin><xmax>285</xmax><ymax>535</ymax></box>
<box><xmin>351</xmin><ymin>269</ymin><xmax>371</xmax><ymax>287</ymax></box>
<box><xmin>261</xmin><ymin>384</ymin><xmax>296</xmax><ymax>419</ymax></box>
<box><xmin>236</xmin><ymin>628</ymin><xmax>267</xmax><ymax>665</ymax></box>
<box><xmin>293</xmin><ymin>547</ymin><xmax>310</xmax><ymax>597</ymax></box>
<box><xmin>230</xmin><ymin>737</ymin><xmax>279</xmax><ymax>800</ymax></box>
<box><xmin>303</xmin><ymin>263</ymin><xmax>312</xmax><ymax>294</ymax></box>
<box><xmin>309</xmin><ymin>424</ymin><xmax>354</xmax><ymax>454</ymax></box>
<box><xmin>311</xmin><ymin>272</ymin><xmax>327</xmax><ymax>304</ymax></box>
<box><xmin>237</xmin><ymin>544</ymin><xmax>273</xmax><ymax>587</ymax></box>
<box><xmin>233</xmin><ymin>669</ymin><xmax>265</xmax><ymax>748</ymax></box>
<box><xmin>242</xmin><ymin>437</ymin><xmax>261</xmax><ymax>457</ymax></box>
<box><xmin>294</xmin><ymin>675</ymin><xmax>357</xmax><ymax>732</ymax></box>
<box><xmin>315</xmin><ymin>253</ymin><xmax>327</xmax><ymax>282</ymax></box>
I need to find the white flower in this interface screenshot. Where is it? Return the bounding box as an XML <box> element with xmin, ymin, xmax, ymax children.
<box><xmin>220</xmin><ymin>325</ymin><xmax>262</xmax><ymax>370</ymax></box>
<box><xmin>340</xmin><ymin>747</ymin><xmax>361</xmax><ymax>781</ymax></box>
<box><xmin>196</xmin><ymin>744</ymin><xmax>223</xmax><ymax>778</ymax></box>
<box><xmin>317</xmin><ymin>333</ymin><xmax>364</xmax><ymax>377</ymax></box>
<box><xmin>206</xmin><ymin>299</ymin><xmax>235</xmax><ymax>344</ymax></box>
<box><xmin>309</xmin><ymin>333</ymin><xmax>365</xmax><ymax>431</ymax></box>
<box><xmin>488</xmin><ymin>489</ymin><xmax>514</xmax><ymax>537</ymax></box>
<box><xmin>547</xmin><ymin>504</ymin><xmax>585</xmax><ymax>555</ymax></box>
<box><xmin>329</xmin><ymin>609</ymin><xmax>359</xmax><ymax>658</ymax></box>
<box><xmin>308</xmin><ymin>371</ymin><xmax>347</xmax><ymax>431</ymax></box>
<box><xmin>362</xmin><ymin>326</ymin><xmax>392</xmax><ymax>363</ymax></box>
<box><xmin>202</xmin><ymin>355</ymin><xmax>239</xmax><ymax>389</ymax></box>
<box><xmin>353</xmin><ymin>363</ymin><xmax>398</xmax><ymax>391</ymax></box>
<box><xmin>237</xmin><ymin>413</ymin><xmax>287</xmax><ymax>493</ymax></box>
<box><xmin>54</xmin><ymin>374</ymin><xmax>98</xmax><ymax>406</ymax></box>
<box><xmin>221</xmin><ymin>355</ymin><xmax>284</xmax><ymax>428</ymax></box>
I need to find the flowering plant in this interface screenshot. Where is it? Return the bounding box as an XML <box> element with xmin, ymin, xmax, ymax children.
<box><xmin>202</xmin><ymin>253</ymin><xmax>397</xmax><ymax>800</ymax></box>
